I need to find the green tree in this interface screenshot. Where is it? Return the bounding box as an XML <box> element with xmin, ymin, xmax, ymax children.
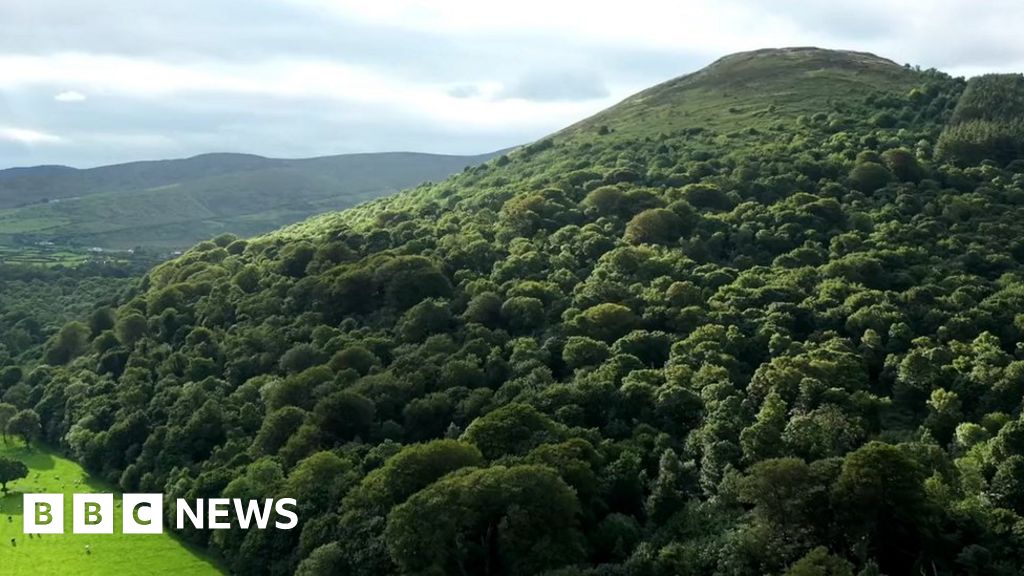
<box><xmin>345</xmin><ymin>439</ymin><xmax>483</xmax><ymax>512</ymax></box>
<box><xmin>848</xmin><ymin>162</ymin><xmax>891</xmax><ymax>193</ymax></box>
<box><xmin>279</xmin><ymin>343</ymin><xmax>327</xmax><ymax>374</ymax></box>
<box><xmin>880</xmin><ymin>148</ymin><xmax>922</xmax><ymax>182</ymax></box>
<box><xmin>562</xmin><ymin>336</ymin><xmax>610</xmax><ymax>369</ymax></box>
<box><xmin>6</xmin><ymin>409</ymin><xmax>41</xmax><ymax>447</ymax></box>
<box><xmin>646</xmin><ymin>449</ymin><xmax>692</xmax><ymax>523</ymax></box>
<box><xmin>0</xmin><ymin>456</ymin><xmax>28</xmax><ymax>493</ymax></box>
<box><xmin>337</xmin><ymin>440</ymin><xmax>484</xmax><ymax>576</ymax></box>
<box><xmin>278</xmin><ymin>241</ymin><xmax>316</xmax><ymax>277</ymax></box>
<box><xmin>88</xmin><ymin>306</ymin><xmax>117</xmax><ymax>336</ymax></box>
<box><xmin>740</xmin><ymin>389</ymin><xmax>787</xmax><ymax>463</ymax></box>
<box><xmin>374</xmin><ymin>256</ymin><xmax>452</xmax><ymax>310</ymax></box>
<box><xmin>462</xmin><ymin>403</ymin><xmax>561</xmax><ymax>460</ymax></box>
<box><xmin>254</xmin><ymin>406</ymin><xmax>307</xmax><ymax>455</ymax></box>
<box><xmin>680</xmin><ymin>183</ymin><xmax>733</xmax><ymax>210</ymax></box>
<box><xmin>624</xmin><ymin>208</ymin><xmax>685</xmax><ymax>245</ymax></box>
<box><xmin>464</xmin><ymin>291</ymin><xmax>504</xmax><ymax>325</ymax></box>
<box><xmin>924</xmin><ymin>388</ymin><xmax>962</xmax><ymax>445</ymax></box>
<box><xmin>573</xmin><ymin>303</ymin><xmax>637</xmax><ymax>343</ymax></box>
<box><xmin>43</xmin><ymin>321</ymin><xmax>91</xmax><ymax>365</ymax></box>
<box><xmin>0</xmin><ymin>403</ymin><xmax>16</xmax><ymax>444</ymax></box>
<box><xmin>740</xmin><ymin>457</ymin><xmax>828</xmax><ymax>544</ymax></box>
<box><xmin>397</xmin><ymin>298</ymin><xmax>453</xmax><ymax>342</ymax></box>
<box><xmin>783</xmin><ymin>547</ymin><xmax>854</xmax><ymax>576</ymax></box>
<box><xmin>313</xmin><ymin>391</ymin><xmax>375</xmax><ymax>442</ymax></box>
<box><xmin>385</xmin><ymin>465</ymin><xmax>584</xmax><ymax>576</ymax></box>
<box><xmin>329</xmin><ymin>346</ymin><xmax>379</xmax><ymax>376</ymax></box>
<box><xmin>285</xmin><ymin>451</ymin><xmax>357</xmax><ymax>516</ymax></box>
<box><xmin>990</xmin><ymin>455</ymin><xmax>1024</xmax><ymax>514</ymax></box>
<box><xmin>116</xmin><ymin>312</ymin><xmax>148</xmax><ymax>345</ymax></box>
<box><xmin>295</xmin><ymin>542</ymin><xmax>346</xmax><ymax>576</ymax></box>
<box><xmin>583</xmin><ymin>185</ymin><xmax>628</xmax><ymax>216</ymax></box>
<box><xmin>500</xmin><ymin>296</ymin><xmax>546</xmax><ymax>332</ymax></box>
<box><xmin>831</xmin><ymin>442</ymin><xmax>931</xmax><ymax>573</ymax></box>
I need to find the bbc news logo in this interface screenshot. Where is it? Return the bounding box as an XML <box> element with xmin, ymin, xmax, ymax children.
<box><xmin>23</xmin><ymin>494</ymin><xmax>298</xmax><ymax>534</ymax></box>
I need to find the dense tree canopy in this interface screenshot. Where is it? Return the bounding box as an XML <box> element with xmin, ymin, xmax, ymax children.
<box><xmin>4</xmin><ymin>49</ymin><xmax>1024</xmax><ymax>575</ymax></box>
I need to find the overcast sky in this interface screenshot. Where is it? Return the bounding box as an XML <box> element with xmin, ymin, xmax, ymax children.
<box><xmin>2</xmin><ymin>0</ymin><xmax>1024</xmax><ymax>168</ymax></box>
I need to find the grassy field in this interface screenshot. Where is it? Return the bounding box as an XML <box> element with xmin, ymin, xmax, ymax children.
<box><xmin>0</xmin><ymin>243</ymin><xmax>156</xmax><ymax>268</ymax></box>
<box><xmin>0</xmin><ymin>245</ymin><xmax>91</xmax><ymax>267</ymax></box>
<box><xmin>0</xmin><ymin>444</ymin><xmax>223</xmax><ymax>576</ymax></box>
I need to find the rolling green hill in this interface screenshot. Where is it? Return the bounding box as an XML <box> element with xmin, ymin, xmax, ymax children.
<box><xmin>0</xmin><ymin>151</ymin><xmax>503</xmax><ymax>250</ymax></box>
<box><xmin>558</xmin><ymin>46</ymin><xmax>917</xmax><ymax>139</ymax></box>
<box><xmin>9</xmin><ymin>47</ymin><xmax>1024</xmax><ymax>576</ymax></box>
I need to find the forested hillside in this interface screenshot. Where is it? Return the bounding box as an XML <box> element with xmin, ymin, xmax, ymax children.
<box><xmin>0</xmin><ymin>263</ymin><xmax>138</xmax><ymax>366</ymax></box>
<box><xmin>7</xmin><ymin>47</ymin><xmax>1024</xmax><ymax>575</ymax></box>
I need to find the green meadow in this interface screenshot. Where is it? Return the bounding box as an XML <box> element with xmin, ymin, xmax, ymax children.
<box><xmin>0</xmin><ymin>444</ymin><xmax>223</xmax><ymax>576</ymax></box>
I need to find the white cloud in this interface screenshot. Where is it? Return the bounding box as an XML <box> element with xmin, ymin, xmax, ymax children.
<box><xmin>288</xmin><ymin>0</ymin><xmax>796</xmax><ymax>55</ymax></box>
<box><xmin>54</xmin><ymin>90</ymin><xmax>87</xmax><ymax>102</ymax></box>
<box><xmin>0</xmin><ymin>126</ymin><xmax>65</xmax><ymax>145</ymax></box>
<box><xmin>288</xmin><ymin>0</ymin><xmax>1024</xmax><ymax>73</ymax></box>
<box><xmin>3</xmin><ymin>0</ymin><xmax>1024</xmax><ymax>167</ymax></box>
<box><xmin>0</xmin><ymin>53</ymin><xmax>614</xmax><ymax>133</ymax></box>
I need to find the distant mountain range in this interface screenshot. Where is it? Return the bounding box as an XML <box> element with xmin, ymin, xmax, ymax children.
<box><xmin>0</xmin><ymin>150</ymin><xmax>505</xmax><ymax>250</ymax></box>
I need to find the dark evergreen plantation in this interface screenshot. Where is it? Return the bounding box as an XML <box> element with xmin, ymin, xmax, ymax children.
<box><xmin>6</xmin><ymin>47</ymin><xmax>1024</xmax><ymax>575</ymax></box>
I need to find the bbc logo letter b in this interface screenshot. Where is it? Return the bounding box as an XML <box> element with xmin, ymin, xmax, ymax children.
<box><xmin>73</xmin><ymin>493</ymin><xmax>114</xmax><ymax>534</ymax></box>
<box><xmin>23</xmin><ymin>494</ymin><xmax>64</xmax><ymax>534</ymax></box>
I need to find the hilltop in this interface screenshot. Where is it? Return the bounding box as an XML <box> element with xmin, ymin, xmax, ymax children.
<box><xmin>559</xmin><ymin>47</ymin><xmax>918</xmax><ymax>139</ymax></box>
<box><xmin>0</xmin><ymin>149</ymin><xmax>502</xmax><ymax>250</ymax></box>
<box><xmin>8</xmin><ymin>48</ymin><xmax>1024</xmax><ymax>576</ymax></box>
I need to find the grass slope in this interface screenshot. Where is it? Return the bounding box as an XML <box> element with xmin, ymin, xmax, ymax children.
<box><xmin>560</xmin><ymin>47</ymin><xmax>918</xmax><ymax>139</ymax></box>
<box><xmin>0</xmin><ymin>151</ymin><xmax>503</xmax><ymax>250</ymax></box>
<box><xmin>0</xmin><ymin>444</ymin><xmax>223</xmax><ymax>576</ymax></box>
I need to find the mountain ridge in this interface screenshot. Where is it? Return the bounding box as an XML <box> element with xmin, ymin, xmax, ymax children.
<box><xmin>0</xmin><ymin>149</ymin><xmax>508</xmax><ymax>208</ymax></box>
<box><xmin>0</xmin><ymin>149</ymin><xmax>507</xmax><ymax>250</ymax></box>
<box><xmin>0</xmin><ymin>150</ymin><xmax>512</xmax><ymax>175</ymax></box>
